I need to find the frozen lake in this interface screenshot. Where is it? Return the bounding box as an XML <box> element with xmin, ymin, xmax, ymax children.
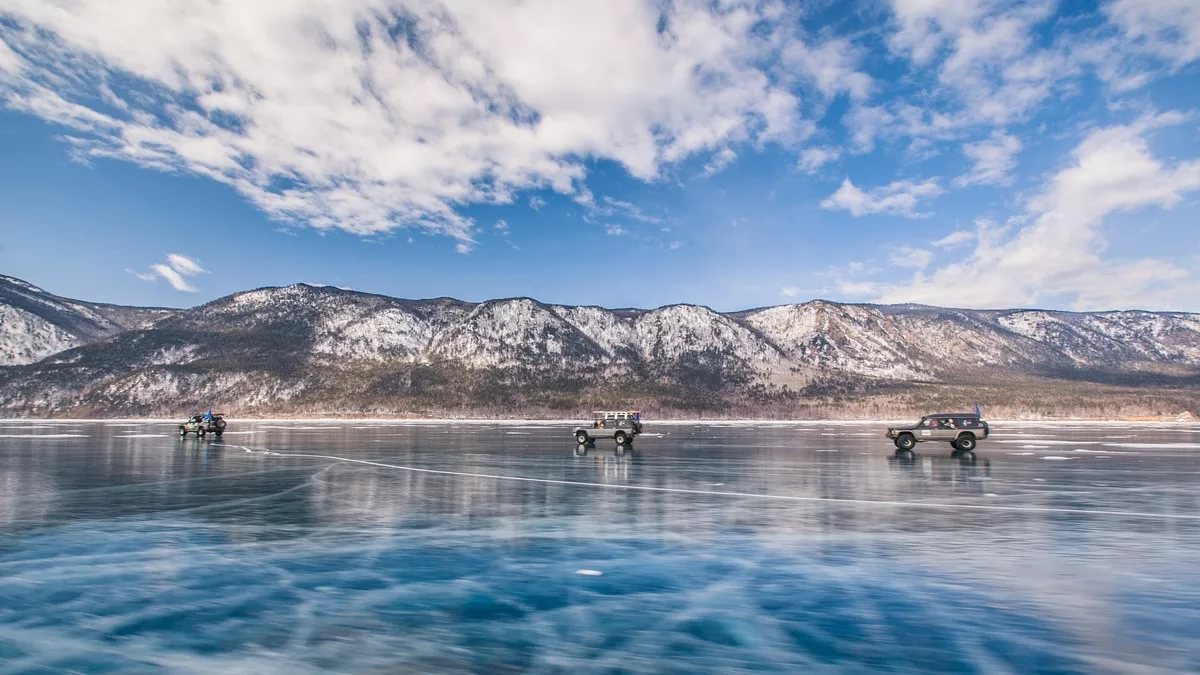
<box><xmin>1</xmin><ymin>420</ymin><xmax>1198</xmax><ymax>673</ymax></box>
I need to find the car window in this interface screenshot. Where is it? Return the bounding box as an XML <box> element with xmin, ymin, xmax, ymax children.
<box><xmin>959</xmin><ymin>418</ymin><xmax>977</xmax><ymax>428</ymax></box>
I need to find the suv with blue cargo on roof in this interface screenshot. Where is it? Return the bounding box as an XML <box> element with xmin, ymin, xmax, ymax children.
<box><xmin>886</xmin><ymin>412</ymin><xmax>989</xmax><ymax>452</ymax></box>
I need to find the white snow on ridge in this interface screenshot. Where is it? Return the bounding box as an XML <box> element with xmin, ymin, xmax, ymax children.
<box><xmin>636</xmin><ymin>304</ymin><xmax>783</xmax><ymax>368</ymax></box>
<box><xmin>312</xmin><ymin>306</ymin><xmax>430</xmax><ymax>361</ymax></box>
<box><xmin>0</xmin><ymin>304</ymin><xmax>80</xmax><ymax>365</ymax></box>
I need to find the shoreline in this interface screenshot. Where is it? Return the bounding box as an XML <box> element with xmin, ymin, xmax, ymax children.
<box><xmin>0</xmin><ymin>417</ymin><xmax>1194</xmax><ymax>425</ymax></box>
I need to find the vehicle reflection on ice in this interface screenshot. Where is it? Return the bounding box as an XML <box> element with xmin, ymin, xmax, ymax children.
<box><xmin>888</xmin><ymin>449</ymin><xmax>993</xmax><ymax>492</ymax></box>
<box><xmin>572</xmin><ymin>443</ymin><xmax>638</xmax><ymax>481</ymax></box>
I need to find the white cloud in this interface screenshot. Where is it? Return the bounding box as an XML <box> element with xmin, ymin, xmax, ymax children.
<box><xmin>700</xmin><ymin>147</ymin><xmax>737</xmax><ymax>177</ymax></box>
<box><xmin>604</xmin><ymin>224</ymin><xmax>627</xmax><ymax>237</ymax></box>
<box><xmin>1107</xmin><ymin>0</ymin><xmax>1200</xmax><ymax>65</ymax></box>
<box><xmin>873</xmin><ymin>0</ymin><xmax>1200</xmax><ymax>153</ymax></box>
<box><xmin>821</xmin><ymin>177</ymin><xmax>943</xmax><ymax>218</ymax></box>
<box><xmin>129</xmin><ymin>253</ymin><xmax>207</xmax><ymax>292</ymax></box>
<box><xmin>149</xmin><ymin>263</ymin><xmax>198</xmax><ymax>292</ymax></box>
<box><xmin>893</xmin><ymin>246</ymin><xmax>933</xmax><ymax>270</ymax></box>
<box><xmin>797</xmin><ymin>146</ymin><xmax>839</xmax><ymax>174</ymax></box>
<box><xmin>873</xmin><ymin>113</ymin><xmax>1200</xmax><ymax>310</ymax></box>
<box><xmin>844</xmin><ymin>105</ymin><xmax>895</xmax><ymax>153</ymax></box>
<box><xmin>887</xmin><ymin>0</ymin><xmax>1064</xmax><ymax>127</ymax></box>
<box><xmin>455</xmin><ymin>242</ymin><xmax>472</xmax><ymax>255</ymax></box>
<box><xmin>494</xmin><ymin>219</ymin><xmax>509</xmax><ymax>233</ymax></box>
<box><xmin>124</xmin><ymin>268</ymin><xmax>157</xmax><ymax>283</ymax></box>
<box><xmin>667</xmin><ymin>240</ymin><xmax>682</xmax><ymax>250</ymax></box>
<box><xmin>955</xmin><ymin>131</ymin><xmax>1022</xmax><ymax>186</ymax></box>
<box><xmin>528</xmin><ymin>196</ymin><xmax>546</xmax><ymax>210</ymax></box>
<box><xmin>0</xmin><ymin>37</ymin><xmax>23</xmax><ymax>74</ymax></box>
<box><xmin>781</xmin><ymin>36</ymin><xmax>872</xmax><ymax>102</ymax></box>
<box><xmin>595</xmin><ymin>196</ymin><xmax>663</xmax><ymax>225</ymax></box>
<box><xmin>932</xmin><ymin>229</ymin><xmax>975</xmax><ymax>248</ymax></box>
<box><xmin>0</xmin><ymin>0</ymin><xmax>807</xmax><ymax>248</ymax></box>
<box><xmin>835</xmin><ymin>279</ymin><xmax>879</xmax><ymax>297</ymax></box>
<box><xmin>781</xmin><ymin>286</ymin><xmax>800</xmax><ymax>297</ymax></box>
<box><xmin>165</xmin><ymin>253</ymin><xmax>204</xmax><ymax>277</ymax></box>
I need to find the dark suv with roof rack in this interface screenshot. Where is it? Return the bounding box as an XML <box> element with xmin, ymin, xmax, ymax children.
<box><xmin>886</xmin><ymin>412</ymin><xmax>989</xmax><ymax>452</ymax></box>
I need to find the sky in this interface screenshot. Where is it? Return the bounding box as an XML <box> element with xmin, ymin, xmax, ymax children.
<box><xmin>1</xmin><ymin>0</ymin><xmax>1199</xmax><ymax>312</ymax></box>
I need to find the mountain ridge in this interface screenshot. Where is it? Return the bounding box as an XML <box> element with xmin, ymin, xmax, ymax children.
<box><xmin>1</xmin><ymin>275</ymin><xmax>1197</xmax><ymax>418</ymax></box>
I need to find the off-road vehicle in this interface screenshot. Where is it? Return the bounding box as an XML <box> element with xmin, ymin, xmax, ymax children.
<box><xmin>574</xmin><ymin>411</ymin><xmax>642</xmax><ymax>446</ymax></box>
<box><xmin>179</xmin><ymin>413</ymin><xmax>227</xmax><ymax>438</ymax></box>
<box><xmin>886</xmin><ymin>412</ymin><xmax>988</xmax><ymax>452</ymax></box>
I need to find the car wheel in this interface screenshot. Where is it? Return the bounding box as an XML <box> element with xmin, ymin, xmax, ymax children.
<box><xmin>955</xmin><ymin>434</ymin><xmax>977</xmax><ymax>452</ymax></box>
<box><xmin>614</xmin><ymin>432</ymin><xmax>627</xmax><ymax>445</ymax></box>
<box><xmin>179</xmin><ymin>427</ymin><xmax>187</xmax><ymax>437</ymax></box>
<box><xmin>575</xmin><ymin>432</ymin><xmax>589</xmax><ymax>445</ymax></box>
<box><xmin>896</xmin><ymin>434</ymin><xmax>916</xmax><ymax>451</ymax></box>
<box><xmin>197</xmin><ymin>427</ymin><xmax>206</xmax><ymax>437</ymax></box>
<box><xmin>215</xmin><ymin>419</ymin><xmax>226</xmax><ymax>431</ymax></box>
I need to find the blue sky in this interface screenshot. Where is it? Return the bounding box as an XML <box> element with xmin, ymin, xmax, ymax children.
<box><xmin>1</xmin><ymin>0</ymin><xmax>1199</xmax><ymax>311</ymax></box>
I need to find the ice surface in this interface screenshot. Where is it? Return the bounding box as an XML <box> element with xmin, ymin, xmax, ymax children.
<box><xmin>0</xmin><ymin>421</ymin><xmax>1198</xmax><ymax>673</ymax></box>
<box><xmin>0</xmin><ymin>433</ymin><xmax>87</xmax><ymax>438</ymax></box>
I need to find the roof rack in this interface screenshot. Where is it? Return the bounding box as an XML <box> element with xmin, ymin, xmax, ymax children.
<box><xmin>592</xmin><ymin>411</ymin><xmax>641</xmax><ymax>420</ymax></box>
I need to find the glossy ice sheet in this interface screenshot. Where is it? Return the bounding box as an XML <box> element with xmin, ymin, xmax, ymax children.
<box><xmin>1</xmin><ymin>421</ymin><xmax>1199</xmax><ymax>673</ymax></box>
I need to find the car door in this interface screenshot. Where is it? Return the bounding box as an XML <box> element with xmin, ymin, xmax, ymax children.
<box><xmin>934</xmin><ymin>418</ymin><xmax>958</xmax><ymax>441</ymax></box>
<box><xmin>916</xmin><ymin>418</ymin><xmax>936</xmax><ymax>440</ymax></box>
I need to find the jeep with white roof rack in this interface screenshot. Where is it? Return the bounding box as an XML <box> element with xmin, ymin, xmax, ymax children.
<box><xmin>575</xmin><ymin>411</ymin><xmax>642</xmax><ymax>446</ymax></box>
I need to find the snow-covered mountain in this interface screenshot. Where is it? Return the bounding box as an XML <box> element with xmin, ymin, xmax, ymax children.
<box><xmin>1</xmin><ymin>277</ymin><xmax>1198</xmax><ymax>417</ymax></box>
<box><xmin>0</xmin><ymin>275</ymin><xmax>173</xmax><ymax>366</ymax></box>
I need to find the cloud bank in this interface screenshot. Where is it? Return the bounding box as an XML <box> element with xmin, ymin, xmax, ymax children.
<box><xmin>0</xmin><ymin>0</ymin><xmax>816</xmax><ymax>247</ymax></box>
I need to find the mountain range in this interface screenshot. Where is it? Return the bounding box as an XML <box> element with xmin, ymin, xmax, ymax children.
<box><xmin>1</xmin><ymin>274</ymin><xmax>1198</xmax><ymax>418</ymax></box>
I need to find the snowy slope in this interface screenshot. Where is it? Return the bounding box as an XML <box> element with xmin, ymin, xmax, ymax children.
<box><xmin>2</xmin><ymin>275</ymin><xmax>1199</xmax><ymax>416</ymax></box>
<box><xmin>0</xmin><ymin>275</ymin><xmax>173</xmax><ymax>365</ymax></box>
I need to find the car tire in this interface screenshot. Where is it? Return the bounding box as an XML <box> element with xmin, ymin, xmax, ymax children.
<box><xmin>614</xmin><ymin>432</ymin><xmax>628</xmax><ymax>445</ymax></box>
<box><xmin>179</xmin><ymin>427</ymin><xmax>187</xmax><ymax>437</ymax></box>
<box><xmin>896</xmin><ymin>434</ymin><xmax>916</xmax><ymax>451</ymax></box>
<box><xmin>215</xmin><ymin>419</ymin><xmax>226</xmax><ymax>431</ymax></box>
<box><xmin>955</xmin><ymin>434</ymin><xmax>977</xmax><ymax>452</ymax></box>
<box><xmin>197</xmin><ymin>427</ymin><xmax>206</xmax><ymax>437</ymax></box>
<box><xmin>575</xmin><ymin>432</ymin><xmax>589</xmax><ymax>445</ymax></box>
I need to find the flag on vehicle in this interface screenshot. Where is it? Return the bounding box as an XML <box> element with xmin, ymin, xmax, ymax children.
<box><xmin>974</xmin><ymin>403</ymin><xmax>982</xmax><ymax>417</ymax></box>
